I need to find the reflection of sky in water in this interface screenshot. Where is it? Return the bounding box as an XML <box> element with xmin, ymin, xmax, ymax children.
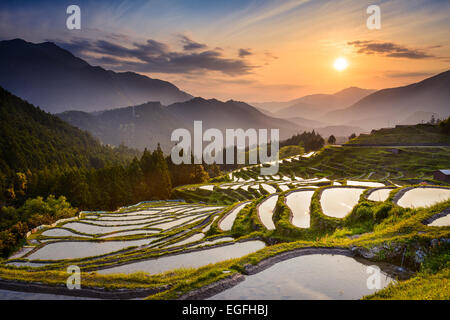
<box><xmin>285</xmin><ymin>190</ymin><xmax>314</xmax><ymax>228</ymax></box>
<box><xmin>320</xmin><ymin>188</ymin><xmax>365</xmax><ymax>218</ymax></box>
<box><xmin>428</xmin><ymin>214</ymin><xmax>450</xmax><ymax>227</ymax></box>
<box><xmin>210</xmin><ymin>254</ymin><xmax>393</xmax><ymax>300</ymax></box>
<box><xmin>398</xmin><ymin>188</ymin><xmax>450</xmax><ymax>208</ymax></box>
<box><xmin>0</xmin><ymin>289</ymin><xmax>98</xmax><ymax>300</ymax></box>
<box><xmin>98</xmin><ymin>240</ymin><xmax>265</xmax><ymax>275</ymax></box>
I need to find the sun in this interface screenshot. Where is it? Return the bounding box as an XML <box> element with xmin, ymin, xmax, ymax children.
<box><xmin>333</xmin><ymin>57</ymin><xmax>348</xmax><ymax>71</ymax></box>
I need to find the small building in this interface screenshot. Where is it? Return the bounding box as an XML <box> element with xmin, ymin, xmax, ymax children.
<box><xmin>433</xmin><ymin>170</ymin><xmax>450</xmax><ymax>182</ymax></box>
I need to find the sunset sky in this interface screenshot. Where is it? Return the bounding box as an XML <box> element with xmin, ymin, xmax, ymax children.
<box><xmin>1</xmin><ymin>0</ymin><xmax>449</xmax><ymax>102</ymax></box>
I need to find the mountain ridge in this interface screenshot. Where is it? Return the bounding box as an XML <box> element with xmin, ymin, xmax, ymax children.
<box><xmin>58</xmin><ymin>97</ymin><xmax>303</xmax><ymax>152</ymax></box>
<box><xmin>325</xmin><ymin>70</ymin><xmax>450</xmax><ymax>129</ymax></box>
<box><xmin>0</xmin><ymin>38</ymin><xmax>193</xmax><ymax>113</ymax></box>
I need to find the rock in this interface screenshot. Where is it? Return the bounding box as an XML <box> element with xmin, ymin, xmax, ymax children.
<box><xmin>431</xmin><ymin>239</ymin><xmax>439</xmax><ymax>247</ymax></box>
<box><xmin>414</xmin><ymin>249</ymin><xmax>426</xmax><ymax>264</ymax></box>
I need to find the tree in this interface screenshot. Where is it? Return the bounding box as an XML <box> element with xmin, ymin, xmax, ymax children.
<box><xmin>439</xmin><ymin>116</ymin><xmax>450</xmax><ymax>135</ymax></box>
<box><xmin>430</xmin><ymin>114</ymin><xmax>436</xmax><ymax>125</ymax></box>
<box><xmin>327</xmin><ymin>135</ymin><xmax>336</xmax><ymax>145</ymax></box>
<box><xmin>348</xmin><ymin>133</ymin><xmax>357</xmax><ymax>140</ymax></box>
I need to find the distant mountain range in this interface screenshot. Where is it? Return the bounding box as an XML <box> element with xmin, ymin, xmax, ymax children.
<box><xmin>0</xmin><ymin>39</ymin><xmax>192</xmax><ymax>113</ymax></box>
<box><xmin>252</xmin><ymin>87</ymin><xmax>376</xmax><ymax>119</ymax></box>
<box><xmin>58</xmin><ymin>98</ymin><xmax>302</xmax><ymax>152</ymax></box>
<box><xmin>324</xmin><ymin>70</ymin><xmax>450</xmax><ymax>129</ymax></box>
<box><xmin>2</xmin><ymin>38</ymin><xmax>448</xmax><ymax>149</ymax></box>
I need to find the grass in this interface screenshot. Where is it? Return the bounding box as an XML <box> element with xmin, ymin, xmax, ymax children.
<box><xmin>348</xmin><ymin>124</ymin><xmax>450</xmax><ymax>145</ymax></box>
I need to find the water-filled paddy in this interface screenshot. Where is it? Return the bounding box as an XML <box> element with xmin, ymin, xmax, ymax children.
<box><xmin>209</xmin><ymin>254</ymin><xmax>392</xmax><ymax>300</ymax></box>
<box><xmin>261</xmin><ymin>183</ymin><xmax>277</xmax><ymax>193</ymax></box>
<box><xmin>397</xmin><ymin>188</ymin><xmax>450</xmax><ymax>208</ymax></box>
<box><xmin>258</xmin><ymin>196</ymin><xmax>278</xmax><ymax>230</ymax></box>
<box><xmin>150</xmin><ymin>214</ymin><xmax>209</xmax><ymax>230</ymax></box>
<box><xmin>26</xmin><ymin>239</ymin><xmax>150</xmax><ymax>260</ymax></box>
<box><xmin>427</xmin><ymin>214</ymin><xmax>450</xmax><ymax>227</ymax></box>
<box><xmin>97</xmin><ymin>240</ymin><xmax>266</xmax><ymax>275</ymax></box>
<box><xmin>164</xmin><ymin>233</ymin><xmax>205</xmax><ymax>248</ymax></box>
<box><xmin>367</xmin><ymin>188</ymin><xmax>393</xmax><ymax>202</ymax></box>
<box><xmin>285</xmin><ymin>190</ymin><xmax>314</xmax><ymax>228</ymax></box>
<box><xmin>347</xmin><ymin>181</ymin><xmax>385</xmax><ymax>188</ymax></box>
<box><xmin>320</xmin><ymin>188</ymin><xmax>365</xmax><ymax>218</ymax></box>
<box><xmin>219</xmin><ymin>202</ymin><xmax>249</xmax><ymax>231</ymax></box>
<box><xmin>0</xmin><ymin>289</ymin><xmax>98</xmax><ymax>300</ymax></box>
<box><xmin>41</xmin><ymin>228</ymin><xmax>90</xmax><ymax>238</ymax></box>
<box><xmin>63</xmin><ymin>221</ymin><xmax>153</xmax><ymax>234</ymax></box>
<box><xmin>199</xmin><ymin>185</ymin><xmax>215</xmax><ymax>191</ymax></box>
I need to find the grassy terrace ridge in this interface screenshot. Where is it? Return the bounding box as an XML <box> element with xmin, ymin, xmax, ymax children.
<box><xmin>347</xmin><ymin>123</ymin><xmax>450</xmax><ymax>146</ymax></box>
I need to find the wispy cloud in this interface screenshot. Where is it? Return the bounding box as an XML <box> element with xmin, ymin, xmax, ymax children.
<box><xmin>384</xmin><ymin>71</ymin><xmax>436</xmax><ymax>78</ymax></box>
<box><xmin>178</xmin><ymin>35</ymin><xmax>207</xmax><ymax>51</ymax></box>
<box><xmin>348</xmin><ymin>40</ymin><xmax>434</xmax><ymax>59</ymax></box>
<box><xmin>238</xmin><ymin>48</ymin><xmax>252</xmax><ymax>58</ymax></box>
<box><xmin>58</xmin><ymin>37</ymin><xmax>254</xmax><ymax>76</ymax></box>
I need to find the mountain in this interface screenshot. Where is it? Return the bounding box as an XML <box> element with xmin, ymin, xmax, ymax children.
<box><xmin>58</xmin><ymin>98</ymin><xmax>302</xmax><ymax>152</ymax></box>
<box><xmin>274</xmin><ymin>87</ymin><xmax>376</xmax><ymax>120</ymax></box>
<box><xmin>314</xmin><ymin>125</ymin><xmax>366</xmax><ymax>139</ymax></box>
<box><xmin>288</xmin><ymin>116</ymin><xmax>329</xmax><ymax>128</ymax></box>
<box><xmin>325</xmin><ymin>71</ymin><xmax>450</xmax><ymax>130</ymax></box>
<box><xmin>0</xmin><ymin>86</ymin><xmax>138</xmax><ymax>177</ymax></box>
<box><xmin>347</xmin><ymin>123</ymin><xmax>450</xmax><ymax>146</ymax></box>
<box><xmin>0</xmin><ymin>39</ymin><xmax>192</xmax><ymax>113</ymax></box>
<box><xmin>399</xmin><ymin>111</ymin><xmax>440</xmax><ymax>125</ymax></box>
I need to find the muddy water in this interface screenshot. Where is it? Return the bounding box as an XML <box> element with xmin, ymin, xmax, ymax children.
<box><xmin>97</xmin><ymin>240</ymin><xmax>266</xmax><ymax>275</ymax></box>
<box><xmin>258</xmin><ymin>196</ymin><xmax>278</xmax><ymax>230</ymax></box>
<box><xmin>320</xmin><ymin>188</ymin><xmax>365</xmax><ymax>218</ymax></box>
<box><xmin>285</xmin><ymin>190</ymin><xmax>314</xmax><ymax>228</ymax></box>
<box><xmin>209</xmin><ymin>254</ymin><xmax>393</xmax><ymax>300</ymax></box>
<box><xmin>397</xmin><ymin>188</ymin><xmax>450</xmax><ymax>208</ymax></box>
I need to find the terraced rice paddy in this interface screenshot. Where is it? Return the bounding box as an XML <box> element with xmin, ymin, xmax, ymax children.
<box><xmin>98</xmin><ymin>240</ymin><xmax>266</xmax><ymax>275</ymax></box>
<box><xmin>428</xmin><ymin>214</ymin><xmax>450</xmax><ymax>227</ymax></box>
<box><xmin>397</xmin><ymin>187</ymin><xmax>450</xmax><ymax>208</ymax></box>
<box><xmin>320</xmin><ymin>188</ymin><xmax>365</xmax><ymax>218</ymax></box>
<box><xmin>209</xmin><ymin>254</ymin><xmax>393</xmax><ymax>300</ymax></box>
<box><xmin>3</xmin><ymin>149</ymin><xmax>450</xmax><ymax>300</ymax></box>
<box><xmin>285</xmin><ymin>190</ymin><xmax>314</xmax><ymax>228</ymax></box>
<box><xmin>27</xmin><ymin>239</ymin><xmax>151</xmax><ymax>260</ymax></box>
<box><xmin>258</xmin><ymin>195</ymin><xmax>278</xmax><ymax>230</ymax></box>
<box><xmin>367</xmin><ymin>188</ymin><xmax>394</xmax><ymax>202</ymax></box>
<box><xmin>219</xmin><ymin>202</ymin><xmax>249</xmax><ymax>231</ymax></box>
<box><xmin>347</xmin><ymin>181</ymin><xmax>385</xmax><ymax>188</ymax></box>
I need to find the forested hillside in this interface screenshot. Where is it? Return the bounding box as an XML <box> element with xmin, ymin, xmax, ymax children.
<box><xmin>0</xmin><ymin>86</ymin><xmax>138</xmax><ymax>176</ymax></box>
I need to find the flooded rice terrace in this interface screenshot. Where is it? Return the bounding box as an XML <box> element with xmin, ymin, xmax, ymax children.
<box><xmin>210</xmin><ymin>254</ymin><xmax>393</xmax><ymax>300</ymax></box>
<box><xmin>3</xmin><ymin>163</ymin><xmax>449</xmax><ymax>300</ymax></box>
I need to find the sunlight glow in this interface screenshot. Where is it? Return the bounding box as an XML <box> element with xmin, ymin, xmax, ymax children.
<box><xmin>333</xmin><ymin>57</ymin><xmax>348</xmax><ymax>71</ymax></box>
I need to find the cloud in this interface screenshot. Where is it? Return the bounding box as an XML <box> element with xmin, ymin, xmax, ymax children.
<box><xmin>178</xmin><ymin>35</ymin><xmax>207</xmax><ymax>51</ymax></box>
<box><xmin>57</xmin><ymin>37</ymin><xmax>254</xmax><ymax>76</ymax></box>
<box><xmin>348</xmin><ymin>40</ymin><xmax>434</xmax><ymax>59</ymax></box>
<box><xmin>238</xmin><ymin>48</ymin><xmax>252</xmax><ymax>58</ymax></box>
<box><xmin>384</xmin><ymin>71</ymin><xmax>435</xmax><ymax>78</ymax></box>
